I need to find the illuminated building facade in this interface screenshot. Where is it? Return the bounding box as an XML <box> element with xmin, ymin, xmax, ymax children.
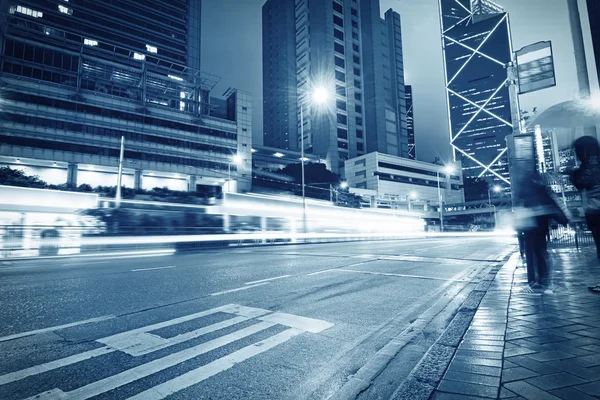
<box><xmin>586</xmin><ymin>0</ymin><xmax>600</xmax><ymax>85</ymax></box>
<box><xmin>0</xmin><ymin>0</ymin><xmax>252</xmax><ymax>194</ymax></box>
<box><xmin>262</xmin><ymin>0</ymin><xmax>407</xmax><ymax>174</ymax></box>
<box><xmin>439</xmin><ymin>0</ymin><xmax>516</xmax><ymax>201</ymax></box>
<box><xmin>406</xmin><ymin>85</ymin><xmax>415</xmax><ymax>159</ymax></box>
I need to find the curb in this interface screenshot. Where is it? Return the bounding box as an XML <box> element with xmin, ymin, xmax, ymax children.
<box><xmin>389</xmin><ymin>251</ymin><xmax>518</xmax><ymax>400</ymax></box>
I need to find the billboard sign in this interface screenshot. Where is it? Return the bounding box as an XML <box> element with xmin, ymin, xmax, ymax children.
<box><xmin>516</xmin><ymin>41</ymin><xmax>556</xmax><ymax>95</ymax></box>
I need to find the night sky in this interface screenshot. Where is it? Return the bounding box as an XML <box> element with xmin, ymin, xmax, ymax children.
<box><xmin>202</xmin><ymin>0</ymin><xmax>583</xmax><ymax>163</ymax></box>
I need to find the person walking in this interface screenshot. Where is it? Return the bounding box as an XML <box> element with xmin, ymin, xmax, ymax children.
<box><xmin>570</xmin><ymin>136</ymin><xmax>600</xmax><ymax>292</ymax></box>
<box><xmin>515</xmin><ymin>172</ymin><xmax>569</xmax><ymax>288</ymax></box>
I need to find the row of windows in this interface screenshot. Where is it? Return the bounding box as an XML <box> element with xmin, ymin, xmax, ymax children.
<box><xmin>4</xmin><ymin>39</ymin><xmax>79</xmax><ymax>72</ymax></box>
<box><xmin>337</xmin><ymin>128</ymin><xmax>363</xmax><ymax>139</ymax></box>
<box><xmin>378</xmin><ymin>162</ymin><xmax>461</xmax><ymax>181</ymax></box>
<box><xmin>376</xmin><ymin>172</ymin><xmax>450</xmax><ymax>189</ymax></box>
<box><xmin>4</xmin><ymin>113</ymin><xmax>235</xmax><ymax>155</ymax></box>
<box><xmin>74</xmin><ymin>1</ymin><xmax>187</xmax><ymax>40</ymax></box>
<box><xmin>0</xmin><ymin>135</ymin><xmax>232</xmax><ymax>170</ymax></box>
<box><xmin>8</xmin><ymin>15</ymin><xmax>186</xmax><ymax>64</ymax></box>
<box><xmin>5</xmin><ymin>92</ymin><xmax>238</xmax><ymax>141</ymax></box>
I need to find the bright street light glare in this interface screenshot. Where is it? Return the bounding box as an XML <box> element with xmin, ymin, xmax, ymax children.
<box><xmin>409</xmin><ymin>192</ymin><xmax>417</xmax><ymax>199</ymax></box>
<box><xmin>443</xmin><ymin>165</ymin><xmax>455</xmax><ymax>174</ymax></box>
<box><xmin>312</xmin><ymin>87</ymin><xmax>329</xmax><ymax>105</ymax></box>
<box><xmin>340</xmin><ymin>182</ymin><xmax>348</xmax><ymax>189</ymax></box>
<box><xmin>493</xmin><ymin>185</ymin><xmax>502</xmax><ymax>192</ymax></box>
<box><xmin>231</xmin><ymin>154</ymin><xmax>243</xmax><ymax>164</ymax></box>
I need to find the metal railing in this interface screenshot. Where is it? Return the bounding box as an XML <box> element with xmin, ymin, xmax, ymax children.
<box><xmin>547</xmin><ymin>224</ymin><xmax>595</xmax><ymax>249</ymax></box>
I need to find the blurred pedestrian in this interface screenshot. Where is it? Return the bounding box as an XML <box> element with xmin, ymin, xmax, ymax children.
<box><xmin>570</xmin><ymin>136</ymin><xmax>600</xmax><ymax>293</ymax></box>
<box><xmin>515</xmin><ymin>172</ymin><xmax>568</xmax><ymax>287</ymax></box>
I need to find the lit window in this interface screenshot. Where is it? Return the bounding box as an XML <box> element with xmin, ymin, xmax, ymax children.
<box><xmin>146</xmin><ymin>44</ymin><xmax>158</xmax><ymax>53</ymax></box>
<box><xmin>84</xmin><ymin>38</ymin><xmax>98</xmax><ymax>46</ymax></box>
<box><xmin>58</xmin><ymin>5</ymin><xmax>73</xmax><ymax>15</ymax></box>
<box><xmin>14</xmin><ymin>5</ymin><xmax>43</xmax><ymax>18</ymax></box>
<box><xmin>168</xmin><ymin>74</ymin><xmax>183</xmax><ymax>81</ymax></box>
<box><xmin>133</xmin><ymin>52</ymin><xmax>146</xmax><ymax>61</ymax></box>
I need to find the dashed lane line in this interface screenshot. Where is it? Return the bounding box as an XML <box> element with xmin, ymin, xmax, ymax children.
<box><xmin>209</xmin><ymin>282</ymin><xmax>270</xmax><ymax>296</ymax></box>
<box><xmin>244</xmin><ymin>274</ymin><xmax>291</xmax><ymax>285</ymax></box>
<box><xmin>131</xmin><ymin>265</ymin><xmax>177</xmax><ymax>272</ymax></box>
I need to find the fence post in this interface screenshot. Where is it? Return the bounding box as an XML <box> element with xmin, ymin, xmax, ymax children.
<box><xmin>575</xmin><ymin>230</ymin><xmax>579</xmax><ymax>251</ymax></box>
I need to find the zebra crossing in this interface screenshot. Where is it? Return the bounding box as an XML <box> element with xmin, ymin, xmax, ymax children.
<box><xmin>0</xmin><ymin>304</ymin><xmax>334</xmax><ymax>400</ymax></box>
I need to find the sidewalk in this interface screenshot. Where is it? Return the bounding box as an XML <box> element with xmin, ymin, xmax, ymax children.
<box><xmin>432</xmin><ymin>246</ymin><xmax>600</xmax><ymax>400</ymax></box>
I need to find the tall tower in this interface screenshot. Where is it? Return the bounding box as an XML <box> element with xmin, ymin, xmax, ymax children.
<box><xmin>262</xmin><ymin>0</ymin><xmax>407</xmax><ymax>174</ymax></box>
<box><xmin>439</xmin><ymin>0</ymin><xmax>515</xmax><ymax>201</ymax></box>
<box><xmin>406</xmin><ymin>85</ymin><xmax>415</xmax><ymax>159</ymax></box>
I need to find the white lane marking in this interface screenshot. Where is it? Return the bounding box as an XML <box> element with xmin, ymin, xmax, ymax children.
<box><xmin>101</xmin><ymin>316</ymin><xmax>250</xmax><ymax>356</ymax></box>
<box><xmin>0</xmin><ymin>315</ymin><xmax>115</xmax><ymax>343</ymax></box>
<box><xmin>131</xmin><ymin>265</ymin><xmax>177</xmax><ymax>272</ymax></box>
<box><xmin>306</xmin><ymin>269</ymin><xmax>336</xmax><ymax>276</ymax></box>
<box><xmin>209</xmin><ymin>282</ymin><xmax>270</xmax><ymax>296</ymax></box>
<box><xmin>0</xmin><ymin>347</ymin><xmax>114</xmax><ymax>386</ymax></box>
<box><xmin>127</xmin><ymin>328</ymin><xmax>303</xmax><ymax>400</ymax></box>
<box><xmin>244</xmin><ymin>274</ymin><xmax>291</xmax><ymax>285</ymax></box>
<box><xmin>26</xmin><ymin>322</ymin><xmax>277</xmax><ymax>400</ymax></box>
<box><xmin>331</xmin><ymin>268</ymin><xmax>472</xmax><ymax>282</ymax></box>
<box><xmin>0</xmin><ymin>305</ymin><xmax>270</xmax><ymax>385</ymax></box>
<box><xmin>260</xmin><ymin>312</ymin><xmax>334</xmax><ymax>334</ymax></box>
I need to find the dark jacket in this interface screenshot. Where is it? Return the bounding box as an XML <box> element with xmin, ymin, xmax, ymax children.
<box><xmin>571</xmin><ymin>136</ymin><xmax>600</xmax><ymax>215</ymax></box>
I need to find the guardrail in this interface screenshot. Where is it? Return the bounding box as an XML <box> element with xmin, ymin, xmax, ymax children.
<box><xmin>548</xmin><ymin>224</ymin><xmax>594</xmax><ymax>250</ymax></box>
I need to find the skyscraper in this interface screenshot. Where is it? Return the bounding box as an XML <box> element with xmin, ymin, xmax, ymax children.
<box><xmin>439</xmin><ymin>0</ymin><xmax>516</xmax><ymax>201</ymax></box>
<box><xmin>0</xmin><ymin>1</ymin><xmax>253</xmax><ymax>193</ymax></box>
<box><xmin>262</xmin><ymin>0</ymin><xmax>407</xmax><ymax>174</ymax></box>
<box><xmin>406</xmin><ymin>85</ymin><xmax>415</xmax><ymax>159</ymax></box>
<box><xmin>586</xmin><ymin>0</ymin><xmax>600</xmax><ymax>85</ymax></box>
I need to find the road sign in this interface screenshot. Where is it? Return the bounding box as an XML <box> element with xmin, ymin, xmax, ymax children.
<box><xmin>516</xmin><ymin>41</ymin><xmax>556</xmax><ymax>95</ymax></box>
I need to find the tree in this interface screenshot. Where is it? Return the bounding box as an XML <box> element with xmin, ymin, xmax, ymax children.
<box><xmin>463</xmin><ymin>177</ymin><xmax>489</xmax><ymax>202</ymax></box>
<box><xmin>0</xmin><ymin>167</ymin><xmax>48</xmax><ymax>188</ymax></box>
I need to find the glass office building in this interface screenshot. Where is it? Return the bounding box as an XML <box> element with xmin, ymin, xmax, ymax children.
<box><xmin>587</xmin><ymin>0</ymin><xmax>600</xmax><ymax>85</ymax></box>
<box><xmin>0</xmin><ymin>0</ymin><xmax>252</xmax><ymax>193</ymax></box>
<box><xmin>262</xmin><ymin>0</ymin><xmax>408</xmax><ymax>175</ymax></box>
<box><xmin>439</xmin><ymin>0</ymin><xmax>515</xmax><ymax>201</ymax></box>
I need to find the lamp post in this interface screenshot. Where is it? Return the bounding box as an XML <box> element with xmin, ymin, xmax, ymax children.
<box><xmin>227</xmin><ymin>153</ymin><xmax>243</xmax><ymax>193</ymax></box>
<box><xmin>437</xmin><ymin>165</ymin><xmax>454</xmax><ymax>232</ymax></box>
<box><xmin>488</xmin><ymin>185</ymin><xmax>501</xmax><ymax>229</ymax></box>
<box><xmin>300</xmin><ymin>86</ymin><xmax>329</xmax><ymax>233</ymax></box>
<box><xmin>329</xmin><ymin>181</ymin><xmax>347</xmax><ymax>205</ymax></box>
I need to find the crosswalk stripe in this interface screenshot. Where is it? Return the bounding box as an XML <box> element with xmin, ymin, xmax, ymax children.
<box><xmin>126</xmin><ymin>328</ymin><xmax>303</xmax><ymax>400</ymax></box>
<box><xmin>12</xmin><ymin>304</ymin><xmax>333</xmax><ymax>400</ymax></box>
<box><xmin>26</xmin><ymin>321</ymin><xmax>277</xmax><ymax>400</ymax></box>
<box><xmin>100</xmin><ymin>315</ymin><xmax>250</xmax><ymax>356</ymax></box>
<box><xmin>0</xmin><ymin>347</ymin><xmax>114</xmax><ymax>386</ymax></box>
<box><xmin>0</xmin><ymin>315</ymin><xmax>115</xmax><ymax>343</ymax></box>
<box><xmin>0</xmin><ymin>305</ymin><xmax>270</xmax><ymax>385</ymax></box>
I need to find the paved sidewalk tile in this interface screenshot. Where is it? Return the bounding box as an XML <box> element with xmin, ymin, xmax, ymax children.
<box><xmin>431</xmin><ymin>246</ymin><xmax>600</xmax><ymax>400</ymax></box>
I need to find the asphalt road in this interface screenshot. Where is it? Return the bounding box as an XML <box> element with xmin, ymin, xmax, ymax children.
<box><xmin>0</xmin><ymin>237</ymin><xmax>516</xmax><ymax>400</ymax></box>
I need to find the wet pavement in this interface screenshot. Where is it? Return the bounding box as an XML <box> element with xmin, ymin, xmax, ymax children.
<box><xmin>432</xmin><ymin>246</ymin><xmax>600</xmax><ymax>400</ymax></box>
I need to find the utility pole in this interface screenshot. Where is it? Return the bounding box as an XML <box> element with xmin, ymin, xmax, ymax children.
<box><xmin>115</xmin><ymin>136</ymin><xmax>125</xmax><ymax>208</ymax></box>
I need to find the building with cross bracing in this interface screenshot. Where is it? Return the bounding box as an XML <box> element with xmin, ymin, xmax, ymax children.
<box><xmin>439</xmin><ymin>0</ymin><xmax>516</xmax><ymax>201</ymax></box>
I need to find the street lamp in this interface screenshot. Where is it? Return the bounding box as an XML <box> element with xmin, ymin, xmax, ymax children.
<box><xmin>488</xmin><ymin>185</ymin><xmax>502</xmax><ymax>229</ymax></box>
<box><xmin>437</xmin><ymin>165</ymin><xmax>454</xmax><ymax>232</ymax></box>
<box><xmin>300</xmin><ymin>86</ymin><xmax>329</xmax><ymax>233</ymax></box>
<box><xmin>329</xmin><ymin>181</ymin><xmax>348</xmax><ymax>205</ymax></box>
<box><xmin>227</xmin><ymin>153</ymin><xmax>243</xmax><ymax>193</ymax></box>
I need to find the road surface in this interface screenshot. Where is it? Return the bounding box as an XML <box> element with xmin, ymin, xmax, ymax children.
<box><xmin>0</xmin><ymin>237</ymin><xmax>516</xmax><ymax>400</ymax></box>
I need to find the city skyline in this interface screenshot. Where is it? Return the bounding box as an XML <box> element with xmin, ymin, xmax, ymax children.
<box><xmin>202</xmin><ymin>0</ymin><xmax>595</xmax><ymax>163</ymax></box>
